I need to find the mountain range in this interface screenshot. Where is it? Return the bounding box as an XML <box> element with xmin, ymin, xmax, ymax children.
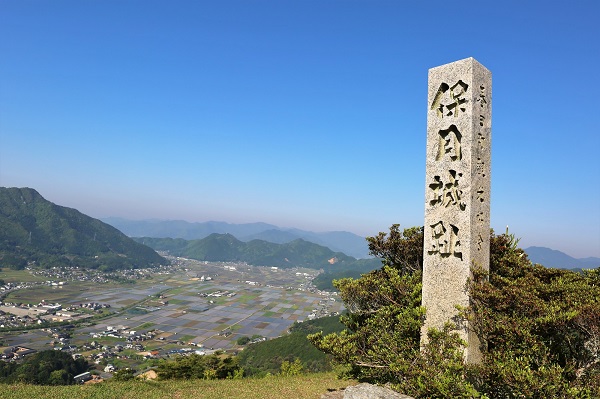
<box><xmin>102</xmin><ymin>217</ymin><xmax>371</xmax><ymax>259</ymax></box>
<box><xmin>0</xmin><ymin>187</ymin><xmax>165</xmax><ymax>270</ymax></box>
<box><xmin>524</xmin><ymin>246</ymin><xmax>600</xmax><ymax>270</ymax></box>
<box><xmin>2</xmin><ymin>187</ymin><xmax>596</xmax><ymax>275</ymax></box>
<box><xmin>133</xmin><ymin>234</ymin><xmax>381</xmax><ymax>272</ymax></box>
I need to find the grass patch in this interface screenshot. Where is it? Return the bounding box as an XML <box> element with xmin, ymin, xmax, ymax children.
<box><xmin>4</xmin><ymin>283</ymin><xmax>99</xmax><ymax>305</ymax></box>
<box><xmin>237</xmin><ymin>293</ymin><xmax>260</xmax><ymax>303</ymax></box>
<box><xmin>136</xmin><ymin>322</ymin><xmax>154</xmax><ymax>330</ymax></box>
<box><xmin>116</xmin><ymin>298</ymin><xmax>138</xmax><ymax>306</ymax></box>
<box><xmin>212</xmin><ymin>324</ymin><xmax>230</xmax><ymax>331</ymax></box>
<box><xmin>165</xmin><ymin>288</ymin><xmax>185</xmax><ymax>295</ymax></box>
<box><xmin>176</xmin><ymin>335</ymin><xmax>195</xmax><ymax>343</ymax></box>
<box><xmin>1</xmin><ymin>372</ymin><xmax>354</xmax><ymax>399</ymax></box>
<box><xmin>164</xmin><ymin>298</ymin><xmax>186</xmax><ymax>304</ymax></box>
<box><xmin>127</xmin><ymin>308</ymin><xmax>148</xmax><ymax>315</ymax></box>
<box><xmin>0</xmin><ymin>269</ymin><xmax>46</xmax><ymax>283</ymax></box>
<box><xmin>209</xmin><ymin>298</ymin><xmax>227</xmax><ymax>305</ymax></box>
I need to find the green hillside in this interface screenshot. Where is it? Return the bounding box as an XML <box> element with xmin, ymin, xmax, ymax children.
<box><xmin>0</xmin><ymin>187</ymin><xmax>166</xmax><ymax>270</ymax></box>
<box><xmin>135</xmin><ymin>234</ymin><xmax>377</xmax><ymax>271</ymax></box>
<box><xmin>237</xmin><ymin>315</ymin><xmax>346</xmax><ymax>376</ymax></box>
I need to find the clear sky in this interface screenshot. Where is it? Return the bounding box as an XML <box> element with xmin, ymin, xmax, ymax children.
<box><xmin>1</xmin><ymin>1</ymin><xmax>599</xmax><ymax>258</ymax></box>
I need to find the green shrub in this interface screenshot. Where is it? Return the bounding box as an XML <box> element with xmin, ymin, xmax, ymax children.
<box><xmin>279</xmin><ymin>359</ymin><xmax>303</xmax><ymax>376</ymax></box>
<box><xmin>156</xmin><ymin>353</ymin><xmax>240</xmax><ymax>380</ymax></box>
<box><xmin>309</xmin><ymin>225</ymin><xmax>600</xmax><ymax>398</ymax></box>
<box><xmin>0</xmin><ymin>350</ymin><xmax>89</xmax><ymax>385</ymax></box>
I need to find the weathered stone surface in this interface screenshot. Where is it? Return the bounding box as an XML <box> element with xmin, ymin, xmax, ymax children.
<box><xmin>421</xmin><ymin>57</ymin><xmax>492</xmax><ymax>364</ymax></box>
<box><xmin>321</xmin><ymin>389</ymin><xmax>345</xmax><ymax>399</ymax></box>
<box><xmin>321</xmin><ymin>383</ymin><xmax>415</xmax><ymax>399</ymax></box>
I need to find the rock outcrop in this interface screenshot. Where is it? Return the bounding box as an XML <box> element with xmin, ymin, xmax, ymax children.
<box><xmin>321</xmin><ymin>383</ymin><xmax>415</xmax><ymax>399</ymax></box>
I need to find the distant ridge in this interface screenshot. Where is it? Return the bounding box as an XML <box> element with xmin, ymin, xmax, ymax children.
<box><xmin>134</xmin><ymin>234</ymin><xmax>381</xmax><ymax>272</ymax></box>
<box><xmin>524</xmin><ymin>246</ymin><xmax>600</xmax><ymax>270</ymax></box>
<box><xmin>102</xmin><ymin>218</ymin><xmax>277</xmax><ymax>241</ymax></box>
<box><xmin>103</xmin><ymin>217</ymin><xmax>371</xmax><ymax>258</ymax></box>
<box><xmin>0</xmin><ymin>187</ymin><xmax>165</xmax><ymax>270</ymax></box>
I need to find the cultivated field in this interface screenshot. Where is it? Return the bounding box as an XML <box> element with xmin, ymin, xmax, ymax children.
<box><xmin>1</xmin><ymin>258</ymin><xmax>343</xmax><ymax>354</ymax></box>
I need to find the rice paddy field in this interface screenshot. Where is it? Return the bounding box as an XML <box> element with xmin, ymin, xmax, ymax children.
<box><xmin>0</xmin><ymin>258</ymin><xmax>343</xmax><ymax>360</ymax></box>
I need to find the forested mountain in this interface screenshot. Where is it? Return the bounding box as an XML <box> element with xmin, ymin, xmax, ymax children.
<box><xmin>0</xmin><ymin>187</ymin><xmax>165</xmax><ymax>270</ymax></box>
<box><xmin>135</xmin><ymin>234</ymin><xmax>380</xmax><ymax>272</ymax></box>
<box><xmin>103</xmin><ymin>217</ymin><xmax>370</xmax><ymax>258</ymax></box>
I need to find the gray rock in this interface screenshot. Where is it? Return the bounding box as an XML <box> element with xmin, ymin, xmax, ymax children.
<box><xmin>321</xmin><ymin>383</ymin><xmax>415</xmax><ymax>399</ymax></box>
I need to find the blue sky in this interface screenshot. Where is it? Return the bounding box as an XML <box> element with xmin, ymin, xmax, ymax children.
<box><xmin>1</xmin><ymin>1</ymin><xmax>599</xmax><ymax>258</ymax></box>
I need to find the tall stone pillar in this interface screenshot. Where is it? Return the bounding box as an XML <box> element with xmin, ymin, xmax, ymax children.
<box><xmin>421</xmin><ymin>57</ymin><xmax>491</xmax><ymax>363</ymax></box>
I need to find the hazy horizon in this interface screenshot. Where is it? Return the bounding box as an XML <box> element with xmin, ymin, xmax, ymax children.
<box><xmin>1</xmin><ymin>1</ymin><xmax>598</xmax><ymax>258</ymax></box>
<box><xmin>99</xmin><ymin>214</ymin><xmax>600</xmax><ymax>260</ymax></box>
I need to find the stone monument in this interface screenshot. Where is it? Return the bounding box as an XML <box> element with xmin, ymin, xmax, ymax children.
<box><xmin>421</xmin><ymin>57</ymin><xmax>491</xmax><ymax>363</ymax></box>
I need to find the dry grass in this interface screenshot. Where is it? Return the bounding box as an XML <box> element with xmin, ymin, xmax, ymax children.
<box><xmin>2</xmin><ymin>373</ymin><xmax>356</xmax><ymax>399</ymax></box>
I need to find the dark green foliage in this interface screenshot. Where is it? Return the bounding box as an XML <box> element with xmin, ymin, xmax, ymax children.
<box><xmin>0</xmin><ymin>254</ymin><xmax>27</xmax><ymax>270</ymax></box>
<box><xmin>468</xmin><ymin>234</ymin><xmax>600</xmax><ymax>398</ymax></box>
<box><xmin>312</xmin><ymin>258</ymin><xmax>383</xmax><ymax>291</ymax></box>
<box><xmin>309</xmin><ymin>265</ymin><xmax>444</xmax><ymax>394</ymax></box>
<box><xmin>135</xmin><ymin>234</ymin><xmax>365</xmax><ymax>270</ymax></box>
<box><xmin>156</xmin><ymin>353</ymin><xmax>240</xmax><ymax>380</ymax></box>
<box><xmin>0</xmin><ymin>187</ymin><xmax>165</xmax><ymax>270</ymax></box>
<box><xmin>112</xmin><ymin>368</ymin><xmax>137</xmax><ymax>381</ymax></box>
<box><xmin>279</xmin><ymin>358</ymin><xmax>304</xmax><ymax>376</ymax></box>
<box><xmin>309</xmin><ymin>225</ymin><xmax>600</xmax><ymax>398</ymax></box>
<box><xmin>288</xmin><ymin>315</ymin><xmax>346</xmax><ymax>336</ymax></box>
<box><xmin>366</xmin><ymin>225</ymin><xmax>423</xmax><ymax>273</ymax></box>
<box><xmin>237</xmin><ymin>315</ymin><xmax>345</xmax><ymax>376</ymax></box>
<box><xmin>0</xmin><ymin>350</ymin><xmax>89</xmax><ymax>385</ymax></box>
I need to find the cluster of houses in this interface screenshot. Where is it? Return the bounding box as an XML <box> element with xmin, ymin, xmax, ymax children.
<box><xmin>89</xmin><ymin>325</ymin><xmax>156</xmax><ymax>342</ymax></box>
<box><xmin>28</xmin><ymin>265</ymin><xmax>176</xmax><ymax>284</ymax></box>
<box><xmin>0</xmin><ymin>306</ymin><xmax>43</xmax><ymax>328</ymax></box>
<box><xmin>0</xmin><ymin>325</ymin><xmax>166</xmax><ymax>383</ymax></box>
<box><xmin>0</xmin><ymin>300</ymin><xmax>112</xmax><ymax>328</ymax></box>
<box><xmin>199</xmin><ymin>290</ymin><xmax>236</xmax><ymax>298</ymax></box>
<box><xmin>0</xmin><ymin>281</ymin><xmax>38</xmax><ymax>295</ymax></box>
<box><xmin>1</xmin><ymin>346</ymin><xmax>36</xmax><ymax>360</ymax></box>
<box><xmin>30</xmin><ymin>267</ymin><xmax>109</xmax><ymax>284</ymax></box>
<box><xmin>307</xmin><ymin>298</ymin><xmax>340</xmax><ymax>321</ymax></box>
<box><xmin>86</xmin><ymin>342</ymin><xmax>145</xmax><ymax>364</ymax></box>
<box><xmin>70</xmin><ymin>302</ymin><xmax>111</xmax><ymax>311</ymax></box>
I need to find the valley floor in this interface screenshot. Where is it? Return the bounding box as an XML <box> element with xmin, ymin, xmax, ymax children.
<box><xmin>0</xmin><ymin>258</ymin><xmax>343</xmax><ymax>377</ymax></box>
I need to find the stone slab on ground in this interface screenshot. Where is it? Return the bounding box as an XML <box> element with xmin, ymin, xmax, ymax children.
<box><xmin>321</xmin><ymin>383</ymin><xmax>415</xmax><ymax>399</ymax></box>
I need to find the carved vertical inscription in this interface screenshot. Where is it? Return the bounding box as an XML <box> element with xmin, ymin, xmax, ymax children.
<box><xmin>422</xmin><ymin>58</ymin><xmax>491</xmax><ymax>364</ymax></box>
